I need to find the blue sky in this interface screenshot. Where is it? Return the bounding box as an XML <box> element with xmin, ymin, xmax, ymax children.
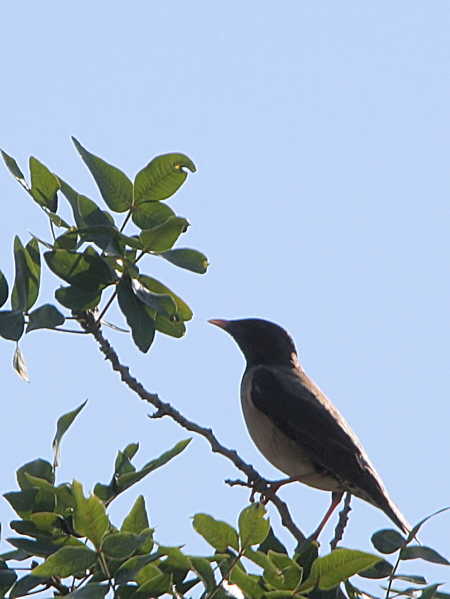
<box><xmin>1</xmin><ymin>1</ymin><xmax>449</xmax><ymax>592</ymax></box>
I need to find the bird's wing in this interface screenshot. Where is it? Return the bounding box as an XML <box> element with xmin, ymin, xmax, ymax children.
<box><xmin>249</xmin><ymin>365</ymin><xmax>391</xmax><ymax>504</ymax></box>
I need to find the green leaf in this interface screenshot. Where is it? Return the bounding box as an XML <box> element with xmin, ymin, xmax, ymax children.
<box><xmin>3</xmin><ymin>489</ymin><xmax>38</xmax><ymax>518</ymax></box>
<box><xmin>52</xmin><ymin>400</ymin><xmax>88</xmax><ymax>467</ymax></box>
<box><xmin>139</xmin><ymin>217</ymin><xmax>189</xmax><ymax>252</ymax></box>
<box><xmin>394</xmin><ymin>574</ymin><xmax>427</xmax><ymax>584</ymax></box>
<box><xmin>29</xmin><ymin>157</ymin><xmax>59</xmax><ymax>212</ymax></box>
<box><xmin>45</xmin><ymin>249</ymin><xmax>116</xmax><ymax>291</ymax></box>
<box><xmin>65</xmin><ymin>583</ymin><xmax>109</xmax><ymax>599</ymax></box>
<box><xmin>300</xmin><ymin>549</ymin><xmax>382</xmax><ymax>592</ymax></box>
<box><xmin>11</xmin><ymin>237</ymin><xmax>40</xmax><ymax>312</ymax></box>
<box><xmin>0</xmin><ymin>270</ymin><xmax>8</xmax><ymax>307</ymax></box>
<box><xmin>371</xmin><ymin>529</ymin><xmax>405</xmax><ymax>554</ymax></box>
<box><xmin>134</xmin><ymin>153</ymin><xmax>196</xmax><ymax>205</ymax></box>
<box><xmin>0</xmin><ymin>567</ymin><xmax>17</xmax><ymax>597</ymax></box>
<box><xmin>9</xmin><ymin>574</ymin><xmax>45</xmax><ymax>598</ymax></box>
<box><xmin>102</xmin><ymin>532</ymin><xmax>144</xmax><ymax>560</ymax></box>
<box><xmin>419</xmin><ymin>584</ymin><xmax>441</xmax><ymax>599</ymax></box>
<box><xmin>400</xmin><ymin>545</ymin><xmax>450</xmax><ymax>565</ymax></box>
<box><xmin>26</xmin><ymin>303</ymin><xmax>65</xmax><ymax>332</ymax></box>
<box><xmin>267</xmin><ymin>552</ymin><xmax>303</xmax><ymax>591</ymax></box>
<box><xmin>13</xmin><ymin>344</ymin><xmax>29</xmax><ymax>381</ymax></box>
<box><xmin>154</xmin><ymin>314</ymin><xmax>186</xmax><ymax>338</ymax></box>
<box><xmin>55</xmin><ymin>230</ymin><xmax>78</xmax><ymax>250</ymax></box>
<box><xmin>72</xmin><ymin>137</ymin><xmax>132</xmax><ymax>212</ymax></box>
<box><xmin>55</xmin><ymin>285</ymin><xmax>101</xmax><ymax>310</ymax></box>
<box><xmin>138</xmin><ymin>572</ymin><xmax>172</xmax><ymax>597</ymax></box>
<box><xmin>32</xmin><ymin>546</ymin><xmax>97</xmax><ymax>577</ymax></box>
<box><xmin>259</xmin><ymin>527</ymin><xmax>287</xmax><ymax>555</ymax></box>
<box><xmin>115</xmin><ymin>553</ymin><xmax>159</xmax><ymax>584</ymax></box>
<box><xmin>0</xmin><ymin>311</ymin><xmax>25</xmax><ymax>341</ymax></box>
<box><xmin>357</xmin><ymin>559</ymin><xmax>393</xmax><ymax>579</ymax></box>
<box><xmin>132</xmin><ymin>201</ymin><xmax>175</xmax><ymax>230</ymax></box>
<box><xmin>131</xmin><ymin>278</ymin><xmax>177</xmax><ymax>318</ymax></box>
<box><xmin>29</xmin><ymin>512</ymin><xmax>64</xmax><ymax>534</ymax></box>
<box><xmin>238</xmin><ymin>503</ymin><xmax>270</xmax><ymax>549</ymax></box>
<box><xmin>48</xmin><ymin>212</ymin><xmax>71</xmax><ymax>229</ymax></box>
<box><xmin>190</xmin><ymin>557</ymin><xmax>216</xmax><ymax>592</ymax></box>
<box><xmin>121</xmin><ymin>496</ymin><xmax>150</xmax><ymax>534</ymax></box>
<box><xmin>138</xmin><ymin>276</ymin><xmax>192</xmax><ymax>321</ymax></box>
<box><xmin>1</xmin><ymin>149</ymin><xmax>26</xmax><ymax>182</ymax></box>
<box><xmin>117</xmin><ymin>439</ymin><xmax>191</xmax><ymax>494</ymax></box>
<box><xmin>161</xmin><ymin>248</ymin><xmax>209</xmax><ymax>274</ymax></box>
<box><xmin>407</xmin><ymin>507</ymin><xmax>450</xmax><ymax>543</ymax></box>
<box><xmin>72</xmin><ymin>481</ymin><xmax>109</xmax><ymax>549</ymax></box>
<box><xmin>117</xmin><ymin>276</ymin><xmax>155</xmax><ymax>352</ymax></box>
<box><xmin>123</xmin><ymin>443</ymin><xmax>139</xmax><ymax>460</ymax></box>
<box><xmin>7</xmin><ymin>537</ymin><xmax>62</xmax><ymax>558</ymax></box>
<box><xmin>192</xmin><ymin>514</ymin><xmax>239</xmax><ymax>552</ymax></box>
<box><xmin>229</xmin><ymin>567</ymin><xmax>264</xmax><ymax>598</ymax></box>
<box><xmin>17</xmin><ymin>459</ymin><xmax>54</xmax><ymax>489</ymax></box>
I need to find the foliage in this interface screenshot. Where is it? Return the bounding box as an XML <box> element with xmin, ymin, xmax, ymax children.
<box><xmin>0</xmin><ymin>139</ymin><xmax>208</xmax><ymax>371</ymax></box>
<box><xmin>0</xmin><ymin>142</ymin><xmax>448</xmax><ymax>599</ymax></box>
<box><xmin>0</xmin><ymin>403</ymin><xmax>448</xmax><ymax>599</ymax></box>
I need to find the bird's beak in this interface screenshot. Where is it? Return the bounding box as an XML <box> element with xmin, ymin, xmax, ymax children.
<box><xmin>208</xmin><ymin>318</ymin><xmax>230</xmax><ymax>330</ymax></box>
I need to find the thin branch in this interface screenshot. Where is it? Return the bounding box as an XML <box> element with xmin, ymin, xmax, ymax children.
<box><xmin>78</xmin><ymin>311</ymin><xmax>306</xmax><ymax>545</ymax></box>
<box><xmin>330</xmin><ymin>492</ymin><xmax>352</xmax><ymax>550</ymax></box>
<box><xmin>95</xmin><ymin>289</ymin><xmax>118</xmax><ymax>325</ymax></box>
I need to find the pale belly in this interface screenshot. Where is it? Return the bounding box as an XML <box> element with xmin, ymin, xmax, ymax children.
<box><xmin>241</xmin><ymin>381</ymin><xmax>341</xmax><ymax>493</ymax></box>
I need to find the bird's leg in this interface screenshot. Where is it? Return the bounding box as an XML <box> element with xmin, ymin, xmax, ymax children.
<box><xmin>309</xmin><ymin>491</ymin><xmax>344</xmax><ymax>540</ymax></box>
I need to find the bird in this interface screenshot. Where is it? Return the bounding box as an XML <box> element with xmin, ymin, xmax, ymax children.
<box><xmin>209</xmin><ymin>317</ymin><xmax>410</xmax><ymax>538</ymax></box>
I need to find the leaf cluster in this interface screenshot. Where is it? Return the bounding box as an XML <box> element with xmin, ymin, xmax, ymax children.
<box><xmin>0</xmin><ymin>140</ymin><xmax>208</xmax><ymax>366</ymax></box>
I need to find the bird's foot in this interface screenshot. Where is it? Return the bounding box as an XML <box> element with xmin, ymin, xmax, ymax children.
<box><xmin>258</xmin><ymin>476</ymin><xmax>301</xmax><ymax>504</ymax></box>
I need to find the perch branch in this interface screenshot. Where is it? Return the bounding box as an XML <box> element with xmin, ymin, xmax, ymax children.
<box><xmin>78</xmin><ymin>311</ymin><xmax>306</xmax><ymax>545</ymax></box>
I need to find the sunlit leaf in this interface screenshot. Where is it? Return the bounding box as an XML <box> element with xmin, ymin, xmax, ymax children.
<box><xmin>160</xmin><ymin>248</ymin><xmax>209</xmax><ymax>274</ymax></box>
<box><xmin>134</xmin><ymin>153</ymin><xmax>196</xmax><ymax>205</ymax></box>
<box><xmin>192</xmin><ymin>514</ymin><xmax>239</xmax><ymax>552</ymax></box>
<box><xmin>121</xmin><ymin>495</ymin><xmax>150</xmax><ymax>534</ymax></box>
<box><xmin>1</xmin><ymin>149</ymin><xmax>26</xmax><ymax>183</ymax></box>
<box><xmin>132</xmin><ymin>201</ymin><xmax>175</xmax><ymax>230</ymax></box>
<box><xmin>29</xmin><ymin>157</ymin><xmax>59</xmax><ymax>212</ymax></box>
<box><xmin>72</xmin><ymin>481</ymin><xmax>109</xmax><ymax>549</ymax></box>
<box><xmin>238</xmin><ymin>503</ymin><xmax>270</xmax><ymax>549</ymax></box>
<box><xmin>139</xmin><ymin>217</ymin><xmax>189</xmax><ymax>252</ymax></box>
<box><xmin>139</xmin><ymin>276</ymin><xmax>192</xmax><ymax>321</ymax></box>
<box><xmin>300</xmin><ymin>549</ymin><xmax>381</xmax><ymax>592</ymax></box>
<box><xmin>72</xmin><ymin>137</ymin><xmax>132</xmax><ymax>212</ymax></box>
<box><xmin>32</xmin><ymin>546</ymin><xmax>97</xmax><ymax>577</ymax></box>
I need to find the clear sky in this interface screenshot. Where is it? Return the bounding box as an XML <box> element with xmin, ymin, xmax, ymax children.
<box><xmin>1</xmin><ymin>1</ymin><xmax>449</xmax><ymax>593</ymax></box>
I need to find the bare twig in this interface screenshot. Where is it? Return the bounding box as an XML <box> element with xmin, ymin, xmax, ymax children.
<box><xmin>78</xmin><ymin>311</ymin><xmax>306</xmax><ymax>545</ymax></box>
<box><xmin>330</xmin><ymin>492</ymin><xmax>352</xmax><ymax>550</ymax></box>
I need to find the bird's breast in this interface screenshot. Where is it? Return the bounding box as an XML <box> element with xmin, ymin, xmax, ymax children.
<box><xmin>240</xmin><ymin>372</ymin><xmax>341</xmax><ymax>492</ymax></box>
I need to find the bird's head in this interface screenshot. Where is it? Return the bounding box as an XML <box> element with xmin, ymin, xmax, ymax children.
<box><xmin>209</xmin><ymin>318</ymin><xmax>298</xmax><ymax>367</ymax></box>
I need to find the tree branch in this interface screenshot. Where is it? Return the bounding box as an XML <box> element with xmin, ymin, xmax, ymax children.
<box><xmin>330</xmin><ymin>492</ymin><xmax>352</xmax><ymax>550</ymax></box>
<box><xmin>78</xmin><ymin>311</ymin><xmax>306</xmax><ymax>545</ymax></box>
